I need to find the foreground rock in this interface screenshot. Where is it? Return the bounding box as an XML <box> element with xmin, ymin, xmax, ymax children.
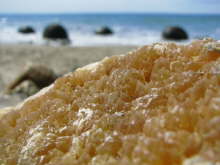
<box><xmin>18</xmin><ymin>26</ymin><xmax>35</xmax><ymax>34</ymax></box>
<box><xmin>162</xmin><ymin>26</ymin><xmax>188</xmax><ymax>40</ymax></box>
<box><xmin>95</xmin><ymin>26</ymin><xmax>113</xmax><ymax>35</ymax></box>
<box><xmin>43</xmin><ymin>24</ymin><xmax>69</xmax><ymax>42</ymax></box>
<box><xmin>1</xmin><ymin>39</ymin><xmax>220</xmax><ymax>165</ymax></box>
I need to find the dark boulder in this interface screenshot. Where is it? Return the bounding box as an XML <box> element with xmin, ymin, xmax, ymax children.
<box><xmin>43</xmin><ymin>24</ymin><xmax>69</xmax><ymax>41</ymax></box>
<box><xmin>162</xmin><ymin>26</ymin><xmax>188</xmax><ymax>40</ymax></box>
<box><xmin>95</xmin><ymin>26</ymin><xmax>113</xmax><ymax>35</ymax></box>
<box><xmin>18</xmin><ymin>26</ymin><xmax>35</xmax><ymax>34</ymax></box>
<box><xmin>13</xmin><ymin>80</ymin><xmax>40</xmax><ymax>98</ymax></box>
<box><xmin>5</xmin><ymin>65</ymin><xmax>58</xmax><ymax>95</ymax></box>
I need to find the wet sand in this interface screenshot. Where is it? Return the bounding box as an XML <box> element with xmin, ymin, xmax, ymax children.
<box><xmin>0</xmin><ymin>44</ymin><xmax>137</xmax><ymax>108</ymax></box>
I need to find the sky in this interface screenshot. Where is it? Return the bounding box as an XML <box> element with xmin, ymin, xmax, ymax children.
<box><xmin>0</xmin><ymin>0</ymin><xmax>219</xmax><ymax>14</ymax></box>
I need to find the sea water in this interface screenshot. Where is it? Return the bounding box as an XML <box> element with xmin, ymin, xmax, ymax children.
<box><xmin>0</xmin><ymin>13</ymin><xmax>219</xmax><ymax>46</ymax></box>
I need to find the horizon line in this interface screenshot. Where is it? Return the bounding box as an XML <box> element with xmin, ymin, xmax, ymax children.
<box><xmin>0</xmin><ymin>11</ymin><xmax>220</xmax><ymax>15</ymax></box>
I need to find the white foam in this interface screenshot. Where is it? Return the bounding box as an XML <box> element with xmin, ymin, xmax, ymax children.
<box><xmin>0</xmin><ymin>27</ymin><xmax>43</xmax><ymax>45</ymax></box>
<box><xmin>0</xmin><ymin>26</ymin><xmax>190</xmax><ymax>47</ymax></box>
<box><xmin>69</xmin><ymin>30</ymin><xmax>162</xmax><ymax>47</ymax></box>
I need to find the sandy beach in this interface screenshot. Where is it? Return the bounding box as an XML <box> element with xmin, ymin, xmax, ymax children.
<box><xmin>0</xmin><ymin>44</ymin><xmax>137</xmax><ymax>108</ymax></box>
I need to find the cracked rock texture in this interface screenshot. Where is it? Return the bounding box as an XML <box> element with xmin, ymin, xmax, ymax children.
<box><xmin>0</xmin><ymin>39</ymin><xmax>220</xmax><ymax>165</ymax></box>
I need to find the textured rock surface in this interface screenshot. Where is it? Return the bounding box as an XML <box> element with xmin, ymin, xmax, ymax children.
<box><xmin>1</xmin><ymin>39</ymin><xmax>220</xmax><ymax>165</ymax></box>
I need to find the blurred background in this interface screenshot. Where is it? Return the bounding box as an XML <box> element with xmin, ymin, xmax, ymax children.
<box><xmin>0</xmin><ymin>0</ymin><xmax>219</xmax><ymax>46</ymax></box>
<box><xmin>0</xmin><ymin>0</ymin><xmax>220</xmax><ymax>108</ymax></box>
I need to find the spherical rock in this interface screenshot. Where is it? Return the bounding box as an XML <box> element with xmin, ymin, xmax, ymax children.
<box><xmin>13</xmin><ymin>80</ymin><xmax>40</xmax><ymax>98</ymax></box>
<box><xmin>43</xmin><ymin>24</ymin><xmax>69</xmax><ymax>40</ymax></box>
<box><xmin>18</xmin><ymin>26</ymin><xmax>35</xmax><ymax>34</ymax></box>
<box><xmin>2</xmin><ymin>40</ymin><xmax>220</xmax><ymax>164</ymax></box>
<box><xmin>26</xmin><ymin>65</ymin><xmax>58</xmax><ymax>88</ymax></box>
<box><xmin>6</xmin><ymin>65</ymin><xmax>58</xmax><ymax>95</ymax></box>
<box><xmin>95</xmin><ymin>26</ymin><xmax>113</xmax><ymax>35</ymax></box>
<box><xmin>162</xmin><ymin>26</ymin><xmax>188</xmax><ymax>40</ymax></box>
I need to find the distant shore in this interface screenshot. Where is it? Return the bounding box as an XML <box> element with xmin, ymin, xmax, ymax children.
<box><xmin>0</xmin><ymin>43</ymin><xmax>137</xmax><ymax>108</ymax></box>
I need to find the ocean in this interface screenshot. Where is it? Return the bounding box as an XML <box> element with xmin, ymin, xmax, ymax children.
<box><xmin>0</xmin><ymin>13</ymin><xmax>220</xmax><ymax>46</ymax></box>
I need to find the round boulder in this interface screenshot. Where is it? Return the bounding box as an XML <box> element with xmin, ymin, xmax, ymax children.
<box><xmin>95</xmin><ymin>26</ymin><xmax>113</xmax><ymax>35</ymax></box>
<box><xmin>162</xmin><ymin>26</ymin><xmax>188</xmax><ymax>40</ymax></box>
<box><xmin>5</xmin><ymin>65</ymin><xmax>58</xmax><ymax>95</ymax></box>
<box><xmin>13</xmin><ymin>80</ymin><xmax>40</xmax><ymax>98</ymax></box>
<box><xmin>18</xmin><ymin>26</ymin><xmax>35</xmax><ymax>34</ymax></box>
<box><xmin>43</xmin><ymin>24</ymin><xmax>69</xmax><ymax>40</ymax></box>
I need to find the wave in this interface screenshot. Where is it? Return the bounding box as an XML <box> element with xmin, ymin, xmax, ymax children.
<box><xmin>0</xmin><ymin>26</ymin><xmax>189</xmax><ymax>46</ymax></box>
<box><xmin>0</xmin><ymin>13</ymin><xmax>219</xmax><ymax>46</ymax></box>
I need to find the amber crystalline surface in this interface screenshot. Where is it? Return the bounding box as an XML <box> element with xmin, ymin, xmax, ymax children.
<box><xmin>1</xmin><ymin>39</ymin><xmax>220</xmax><ymax>165</ymax></box>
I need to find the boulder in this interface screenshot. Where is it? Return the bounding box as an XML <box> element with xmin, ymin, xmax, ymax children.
<box><xmin>5</xmin><ymin>65</ymin><xmax>58</xmax><ymax>95</ymax></box>
<box><xmin>18</xmin><ymin>26</ymin><xmax>35</xmax><ymax>34</ymax></box>
<box><xmin>162</xmin><ymin>26</ymin><xmax>188</xmax><ymax>40</ymax></box>
<box><xmin>1</xmin><ymin>39</ymin><xmax>220</xmax><ymax>165</ymax></box>
<box><xmin>13</xmin><ymin>80</ymin><xmax>40</xmax><ymax>98</ymax></box>
<box><xmin>95</xmin><ymin>26</ymin><xmax>113</xmax><ymax>35</ymax></box>
<box><xmin>43</xmin><ymin>24</ymin><xmax>69</xmax><ymax>41</ymax></box>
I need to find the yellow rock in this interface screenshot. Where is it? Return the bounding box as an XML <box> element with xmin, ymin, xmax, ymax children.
<box><xmin>0</xmin><ymin>107</ymin><xmax>14</xmax><ymax>119</ymax></box>
<box><xmin>1</xmin><ymin>39</ymin><xmax>220</xmax><ymax>165</ymax></box>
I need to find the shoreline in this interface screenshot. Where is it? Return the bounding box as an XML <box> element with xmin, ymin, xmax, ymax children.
<box><xmin>0</xmin><ymin>43</ymin><xmax>138</xmax><ymax>108</ymax></box>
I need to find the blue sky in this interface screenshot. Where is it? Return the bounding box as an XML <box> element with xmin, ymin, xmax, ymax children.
<box><xmin>0</xmin><ymin>0</ymin><xmax>219</xmax><ymax>14</ymax></box>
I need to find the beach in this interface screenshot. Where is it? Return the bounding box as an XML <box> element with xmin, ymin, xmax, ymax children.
<box><xmin>0</xmin><ymin>13</ymin><xmax>219</xmax><ymax>108</ymax></box>
<box><xmin>0</xmin><ymin>44</ymin><xmax>137</xmax><ymax>108</ymax></box>
<box><xmin>1</xmin><ymin>14</ymin><xmax>220</xmax><ymax>46</ymax></box>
